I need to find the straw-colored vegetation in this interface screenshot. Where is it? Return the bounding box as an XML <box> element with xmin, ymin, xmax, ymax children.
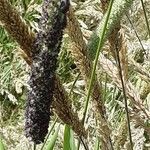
<box><xmin>0</xmin><ymin>0</ymin><xmax>150</xmax><ymax>150</ymax></box>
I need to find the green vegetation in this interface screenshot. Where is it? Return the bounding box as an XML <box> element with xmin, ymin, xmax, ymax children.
<box><xmin>0</xmin><ymin>0</ymin><xmax>150</xmax><ymax>149</ymax></box>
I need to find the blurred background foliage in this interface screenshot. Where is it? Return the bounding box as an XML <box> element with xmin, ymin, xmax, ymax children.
<box><xmin>0</xmin><ymin>0</ymin><xmax>150</xmax><ymax>149</ymax></box>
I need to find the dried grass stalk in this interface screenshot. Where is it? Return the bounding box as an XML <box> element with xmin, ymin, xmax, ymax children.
<box><xmin>67</xmin><ymin>8</ymin><xmax>91</xmax><ymax>79</ymax></box>
<box><xmin>99</xmin><ymin>54</ymin><xmax>150</xmax><ymax>119</ymax></box>
<box><xmin>101</xmin><ymin>1</ymin><xmax>128</xmax><ymax>80</ymax></box>
<box><xmin>114</xmin><ymin>120</ymin><xmax>128</xmax><ymax>150</ymax></box>
<box><xmin>118</xmin><ymin>28</ymin><xmax>128</xmax><ymax>80</ymax></box>
<box><xmin>0</xmin><ymin>0</ymin><xmax>34</xmax><ymax>59</ymax></box>
<box><xmin>67</xmin><ymin>7</ymin><xmax>111</xmax><ymax>149</ymax></box>
<box><xmin>0</xmin><ymin>0</ymin><xmax>86</xmax><ymax>138</ymax></box>
<box><xmin>53</xmin><ymin>76</ymin><xmax>87</xmax><ymax>138</ymax></box>
<box><xmin>67</xmin><ymin>7</ymin><xmax>107</xmax><ymax>118</ymax></box>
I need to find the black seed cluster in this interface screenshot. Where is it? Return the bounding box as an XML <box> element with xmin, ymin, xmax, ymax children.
<box><xmin>25</xmin><ymin>0</ymin><xmax>70</xmax><ymax>144</ymax></box>
<box><xmin>46</xmin><ymin>0</ymin><xmax>70</xmax><ymax>51</ymax></box>
<box><xmin>32</xmin><ymin>0</ymin><xmax>51</xmax><ymax>57</ymax></box>
<box><xmin>25</xmin><ymin>50</ymin><xmax>55</xmax><ymax>144</ymax></box>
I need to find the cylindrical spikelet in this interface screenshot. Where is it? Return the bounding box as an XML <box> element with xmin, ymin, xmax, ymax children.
<box><xmin>0</xmin><ymin>0</ymin><xmax>34</xmax><ymax>58</ymax></box>
<box><xmin>25</xmin><ymin>0</ymin><xmax>70</xmax><ymax>144</ymax></box>
<box><xmin>46</xmin><ymin>0</ymin><xmax>70</xmax><ymax>51</ymax></box>
<box><xmin>25</xmin><ymin>50</ymin><xmax>55</xmax><ymax>144</ymax></box>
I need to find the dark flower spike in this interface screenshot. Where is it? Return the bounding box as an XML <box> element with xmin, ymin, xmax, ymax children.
<box><xmin>32</xmin><ymin>0</ymin><xmax>51</xmax><ymax>57</ymax></box>
<box><xmin>60</xmin><ymin>0</ymin><xmax>70</xmax><ymax>13</ymax></box>
<box><xmin>25</xmin><ymin>0</ymin><xmax>70</xmax><ymax>144</ymax></box>
<box><xmin>25</xmin><ymin>50</ymin><xmax>55</xmax><ymax>144</ymax></box>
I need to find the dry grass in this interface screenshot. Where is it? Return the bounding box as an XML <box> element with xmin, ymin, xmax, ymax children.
<box><xmin>0</xmin><ymin>0</ymin><xmax>150</xmax><ymax>149</ymax></box>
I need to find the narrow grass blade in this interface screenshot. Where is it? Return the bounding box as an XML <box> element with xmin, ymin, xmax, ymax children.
<box><xmin>46</xmin><ymin>124</ymin><xmax>60</xmax><ymax>150</ymax></box>
<box><xmin>78</xmin><ymin>0</ymin><xmax>114</xmax><ymax>149</ymax></box>
<box><xmin>63</xmin><ymin>124</ymin><xmax>76</xmax><ymax>150</ymax></box>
